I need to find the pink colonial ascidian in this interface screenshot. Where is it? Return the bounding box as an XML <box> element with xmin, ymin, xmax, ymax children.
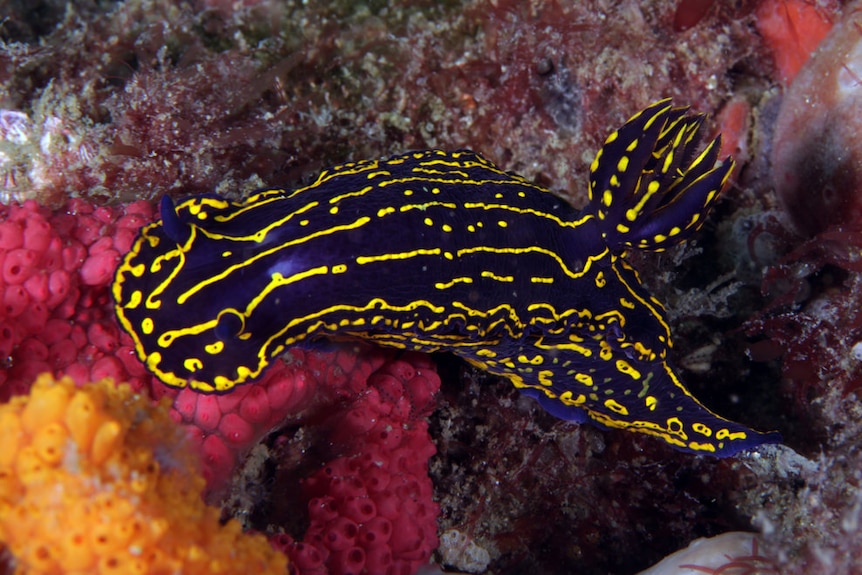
<box><xmin>0</xmin><ymin>197</ymin><xmax>442</xmax><ymax>575</ymax></box>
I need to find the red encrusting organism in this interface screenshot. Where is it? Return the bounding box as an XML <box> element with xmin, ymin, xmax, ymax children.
<box><xmin>755</xmin><ymin>0</ymin><xmax>836</xmax><ymax>85</ymax></box>
<box><xmin>272</xmin><ymin>353</ymin><xmax>441</xmax><ymax>575</ymax></box>
<box><xmin>0</xmin><ymin>198</ymin><xmax>155</xmax><ymax>399</ymax></box>
<box><xmin>0</xmin><ymin>198</ymin><xmax>442</xmax><ymax>575</ymax></box>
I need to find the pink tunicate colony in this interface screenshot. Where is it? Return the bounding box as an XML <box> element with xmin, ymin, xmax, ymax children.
<box><xmin>0</xmin><ymin>198</ymin><xmax>444</xmax><ymax>575</ymax></box>
<box><xmin>0</xmin><ymin>198</ymin><xmax>154</xmax><ymax>398</ymax></box>
<box><xmin>273</xmin><ymin>354</ymin><xmax>441</xmax><ymax>575</ymax></box>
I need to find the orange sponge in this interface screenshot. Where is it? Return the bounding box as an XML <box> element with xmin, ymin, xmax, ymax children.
<box><xmin>0</xmin><ymin>374</ymin><xmax>288</xmax><ymax>575</ymax></box>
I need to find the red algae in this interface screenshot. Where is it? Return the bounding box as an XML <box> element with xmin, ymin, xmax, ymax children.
<box><xmin>0</xmin><ymin>0</ymin><xmax>764</xmax><ymax>209</ymax></box>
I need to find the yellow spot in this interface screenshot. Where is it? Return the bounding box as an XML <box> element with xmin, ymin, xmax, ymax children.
<box><xmin>599</xmin><ymin>341</ymin><xmax>613</xmax><ymax>361</ymax></box>
<box><xmin>424</xmin><ymin>217</ymin><xmax>433</xmax><ymax>226</ymax></box>
<box><xmin>378</xmin><ymin>206</ymin><xmax>395</xmax><ymax>217</ymax></box>
<box><xmin>645</xmin><ymin>396</ymin><xmax>657</xmax><ymax>410</ymax></box>
<box><xmin>610</xmin><ymin>174</ymin><xmax>620</xmax><ymax>187</ymax></box>
<box><xmin>332</xmin><ymin>264</ymin><xmax>348</xmax><ymax>274</ymax></box>
<box><xmin>595</xmin><ymin>271</ymin><xmax>606</xmax><ymax>288</ymax></box>
<box><xmin>184</xmin><ymin>358</ymin><xmax>203</xmax><ymax>372</ymax></box>
<box><xmin>654</xmin><ymin>234</ymin><xmax>667</xmax><ymax>243</ymax></box>
<box><xmin>590</xmin><ymin>148</ymin><xmax>603</xmax><ymax>174</ymax></box>
<box><xmin>432</xmin><ymin>187</ymin><xmax>441</xmax><ymax>194</ymax></box>
<box><xmin>141</xmin><ymin>318</ymin><xmax>154</xmax><ymax>335</ymax></box>
<box><xmin>560</xmin><ymin>391</ymin><xmax>586</xmax><ymax>406</ymax></box>
<box><xmin>205</xmin><ymin>341</ymin><xmax>224</xmax><ymax>354</ymax></box>
<box><xmin>497</xmin><ymin>220</ymin><xmax>508</xmax><ymax>228</ymax></box>
<box><xmin>467</xmin><ymin>224</ymin><xmax>476</xmax><ymax>232</ymax></box>
<box><xmin>126</xmin><ymin>290</ymin><xmax>142</xmax><ymax>309</ymax></box>
<box><xmin>615</xmin><ymin>360</ymin><xmax>640</xmax><ymax>379</ymax></box>
<box><xmin>213</xmin><ymin>375</ymin><xmax>235</xmax><ymax>391</ymax></box>
<box><xmin>687</xmin><ymin>442</ymin><xmax>717</xmax><ymax>453</ymax></box>
<box><xmin>222</xmin><ymin>251</ymin><xmax>232</xmax><ymax>257</ymax></box>
<box><xmin>300</xmin><ymin>219</ymin><xmax>309</xmax><ymax>226</ymax></box>
<box><xmin>626</xmin><ymin>138</ymin><xmax>638</xmax><ymax>151</ymax></box>
<box><xmin>575</xmin><ymin>373</ymin><xmax>593</xmax><ymax>386</ymax></box>
<box><xmin>530</xmin><ymin>277</ymin><xmax>553</xmax><ymax>284</ymax></box>
<box><xmin>619</xmin><ymin>298</ymin><xmax>635</xmax><ymax>309</ymax></box>
<box><xmin>538</xmin><ymin>370</ymin><xmax>554</xmax><ymax>386</ymax></box>
<box><xmin>616</xmin><ymin>223</ymin><xmax>629</xmax><ymax>234</ymax></box>
<box><xmin>476</xmin><ymin>349</ymin><xmax>497</xmax><ymax>358</ymax></box>
<box><xmin>617</xmin><ymin>156</ymin><xmax>629</xmax><ymax>172</ymax></box>
<box><xmin>604</xmin><ymin>399</ymin><xmax>629</xmax><ymax>415</ymax></box>
<box><xmin>404</xmin><ymin>189</ymin><xmax>414</xmax><ymax>196</ymax></box>
<box><xmin>517</xmin><ymin>354</ymin><xmax>544</xmax><ymax>365</ymax></box>
<box><xmin>330</xmin><ymin>206</ymin><xmax>339</xmax><ymax>215</ymax></box>
<box><xmin>626</xmin><ymin>208</ymin><xmax>638</xmax><ymax>222</ymax></box>
<box><xmin>716</xmin><ymin>428</ymin><xmax>747</xmax><ymax>441</ymax></box>
<box><xmin>667</xmin><ymin>417</ymin><xmax>685</xmax><ymax>434</ymax></box>
<box><xmin>632</xmin><ymin>341</ymin><xmax>651</xmax><ymax>359</ymax></box>
<box><xmin>692</xmin><ymin>423</ymin><xmax>712</xmax><ymax>437</ymax></box>
<box><xmin>602</xmin><ymin>189</ymin><xmax>613</xmax><ymax>207</ymax></box>
<box><xmin>442</xmin><ymin>224</ymin><xmax>453</xmax><ymax>232</ymax></box>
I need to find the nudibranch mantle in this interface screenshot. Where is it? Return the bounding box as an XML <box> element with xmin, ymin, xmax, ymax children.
<box><xmin>113</xmin><ymin>100</ymin><xmax>781</xmax><ymax>456</ymax></box>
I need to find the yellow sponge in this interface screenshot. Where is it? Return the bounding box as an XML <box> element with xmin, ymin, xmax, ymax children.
<box><xmin>0</xmin><ymin>373</ymin><xmax>287</xmax><ymax>575</ymax></box>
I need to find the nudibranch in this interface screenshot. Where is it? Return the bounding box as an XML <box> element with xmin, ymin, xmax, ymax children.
<box><xmin>113</xmin><ymin>99</ymin><xmax>781</xmax><ymax>456</ymax></box>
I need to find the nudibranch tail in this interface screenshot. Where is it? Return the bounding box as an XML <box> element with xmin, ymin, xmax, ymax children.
<box><xmin>588</xmin><ymin>98</ymin><xmax>735</xmax><ymax>253</ymax></box>
<box><xmin>112</xmin><ymin>100</ymin><xmax>780</xmax><ymax>457</ymax></box>
<box><xmin>516</xmin><ymin>350</ymin><xmax>782</xmax><ymax>458</ymax></box>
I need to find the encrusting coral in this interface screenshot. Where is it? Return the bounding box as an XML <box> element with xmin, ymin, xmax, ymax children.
<box><xmin>0</xmin><ymin>373</ymin><xmax>288</xmax><ymax>575</ymax></box>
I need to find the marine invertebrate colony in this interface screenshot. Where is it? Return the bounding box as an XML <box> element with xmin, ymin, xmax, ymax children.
<box><xmin>0</xmin><ymin>191</ymin><xmax>442</xmax><ymax>574</ymax></box>
<box><xmin>0</xmin><ymin>373</ymin><xmax>287</xmax><ymax>575</ymax></box>
<box><xmin>0</xmin><ymin>198</ymin><xmax>156</xmax><ymax>400</ymax></box>
<box><xmin>171</xmin><ymin>347</ymin><xmax>442</xmax><ymax>575</ymax></box>
<box><xmin>113</xmin><ymin>100</ymin><xmax>780</xmax><ymax>456</ymax></box>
